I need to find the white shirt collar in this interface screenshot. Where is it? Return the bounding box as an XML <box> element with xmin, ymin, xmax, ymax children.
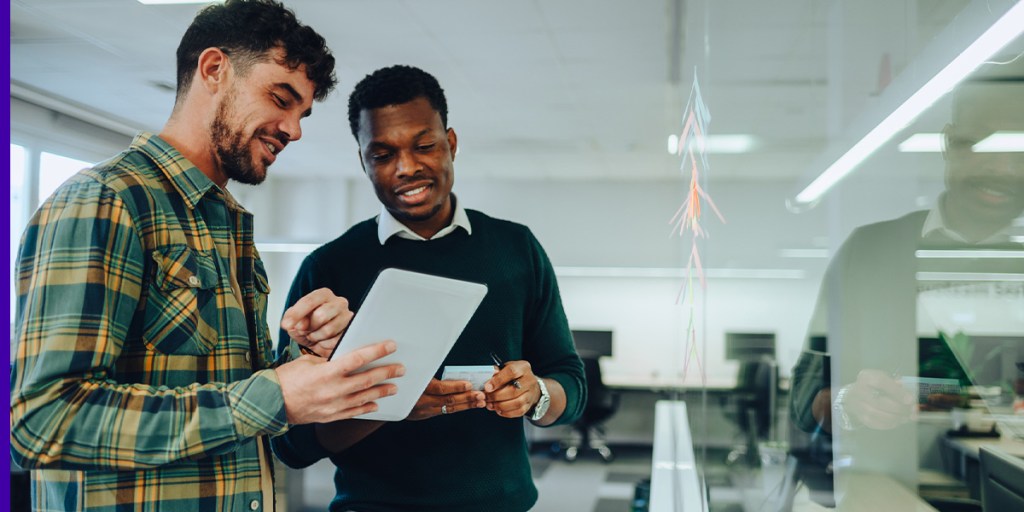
<box><xmin>921</xmin><ymin>195</ymin><xmax>1020</xmax><ymax>244</ymax></box>
<box><xmin>376</xmin><ymin>195</ymin><xmax>473</xmax><ymax>245</ymax></box>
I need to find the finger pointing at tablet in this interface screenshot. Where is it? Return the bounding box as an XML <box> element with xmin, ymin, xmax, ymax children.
<box><xmin>281</xmin><ymin>288</ymin><xmax>354</xmax><ymax>358</ymax></box>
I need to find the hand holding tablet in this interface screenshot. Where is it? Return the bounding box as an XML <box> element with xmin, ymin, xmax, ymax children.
<box><xmin>327</xmin><ymin>268</ymin><xmax>488</xmax><ymax>421</ymax></box>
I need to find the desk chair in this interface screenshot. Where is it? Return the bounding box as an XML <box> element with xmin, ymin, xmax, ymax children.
<box><xmin>563</xmin><ymin>355</ymin><xmax>619</xmax><ymax>462</ymax></box>
<box><xmin>725</xmin><ymin>360</ymin><xmax>775</xmax><ymax>466</ymax></box>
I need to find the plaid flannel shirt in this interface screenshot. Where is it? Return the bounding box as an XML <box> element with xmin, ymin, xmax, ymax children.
<box><xmin>10</xmin><ymin>133</ymin><xmax>289</xmax><ymax>511</ymax></box>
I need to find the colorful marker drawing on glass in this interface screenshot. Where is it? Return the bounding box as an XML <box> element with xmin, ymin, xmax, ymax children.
<box><xmin>669</xmin><ymin>73</ymin><xmax>726</xmax><ymax>386</ymax></box>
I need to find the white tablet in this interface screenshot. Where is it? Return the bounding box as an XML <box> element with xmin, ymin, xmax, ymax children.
<box><xmin>328</xmin><ymin>268</ymin><xmax>488</xmax><ymax>421</ymax></box>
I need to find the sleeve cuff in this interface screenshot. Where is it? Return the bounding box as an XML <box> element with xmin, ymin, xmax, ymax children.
<box><xmin>546</xmin><ymin>372</ymin><xmax>585</xmax><ymax>426</ymax></box>
<box><xmin>225</xmin><ymin>369</ymin><xmax>289</xmax><ymax>439</ymax></box>
<box><xmin>270</xmin><ymin>423</ymin><xmax>330</xmax><ymax>469</ymax></box>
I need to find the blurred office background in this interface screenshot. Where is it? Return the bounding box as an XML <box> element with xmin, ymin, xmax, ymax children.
<box><xmin>10</xmin><ymin>1</ymin><xmax>1024</xmax><ymax>511</ymax></box>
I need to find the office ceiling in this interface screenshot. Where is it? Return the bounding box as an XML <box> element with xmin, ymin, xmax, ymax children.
<box><xmin>9</xmin><ymin>0</ymin><xmax>1020</xmax><ymax>185</ymax></box>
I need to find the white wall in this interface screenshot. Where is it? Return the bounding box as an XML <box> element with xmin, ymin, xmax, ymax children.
<box><xmin>237</xmin><ymin>174</ymin><xmax>828</xmax><ymax>382</ymax></box>
<box><xmin>14</xmin><ymin>99</ymin><xmax>915</xmax><ymax>386</ymax></box>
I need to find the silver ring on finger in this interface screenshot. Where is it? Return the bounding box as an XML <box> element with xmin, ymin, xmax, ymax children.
<box><xmin>441</xmin><ymin>404</ymin><xmax>448</xmax><ymax>415</ymax></box>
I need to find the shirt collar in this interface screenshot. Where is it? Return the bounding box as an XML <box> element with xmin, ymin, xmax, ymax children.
<box><xmin>921</xmin><ymin>194</ymin><xmax>1019</xmax><ymax>244</ymax></box>
<box><xmin>132</xmin><ymin>132</ymin><xmax>248</xmax><ymax>213</ymax></box>
<box><xmin>376</xmin><ymin>195</ymin><xmax>472</xmax><ymax>244</ymax></box>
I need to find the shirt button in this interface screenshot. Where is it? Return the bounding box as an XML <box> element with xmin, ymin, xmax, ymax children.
<box><xmin>249</xmin><ymin>499</ymin><xmax>259</xmax><ymax>510</ymax></box>
<box><xmin>244</xmin><ymin>352</ymin><xmax>251</xmax><ymax>362</ymax></box>
<box><xmin>188</xmin><ymin>275</ymin><xmax>200</xmax><ymax>287</ymax></box>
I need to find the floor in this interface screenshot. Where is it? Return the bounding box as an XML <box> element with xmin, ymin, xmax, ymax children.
<box><xmin>289</xmin><ymin>443</ymin><xmax>784</xmax><ymax>512</ymax></box>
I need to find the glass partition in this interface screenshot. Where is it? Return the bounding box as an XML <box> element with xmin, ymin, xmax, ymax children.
<box><xmin>683</xmin><ymin>1</ymin><xmax>1024</xmax><ymax>510</ymax></box>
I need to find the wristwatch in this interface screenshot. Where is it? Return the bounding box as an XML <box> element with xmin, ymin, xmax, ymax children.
<box><xmin>529</xmin><ymin>377</ymin><xmax>551</xmax><ymax>421</ymax></box>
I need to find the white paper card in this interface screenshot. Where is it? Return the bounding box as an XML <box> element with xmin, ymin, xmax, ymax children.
<box><xmin>442</xmin><ymin>365</ymin><xmax>496</xmax><ymax>391</ymax></box>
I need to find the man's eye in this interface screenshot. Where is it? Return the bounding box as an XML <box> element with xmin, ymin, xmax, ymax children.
<box><xmin>417</xmin><ymin>143</ymin><xmax>436</xmax><ymax>151</ymax></box>
<box><xmin>371</xmin><ymin>152</ymin><xmax>392</xmax><ymax>162</ymax></box>
<box><xmin>272</xmin><ymin>94</ymin><xmax>288</xmax><ymax>108</ymax></box>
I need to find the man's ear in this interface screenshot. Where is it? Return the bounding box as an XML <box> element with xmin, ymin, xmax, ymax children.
<box><xmin>196</xmin><ymin>47</ymin><xmax>232</xmax><ymax>95</ymax></box>
<box><xmin>447</xmin><ymin>128</ymin><xmax>458</xmax><ymax>160</ymax></box>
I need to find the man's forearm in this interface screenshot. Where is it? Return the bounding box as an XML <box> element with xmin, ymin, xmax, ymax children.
<box><xmin>10</xmin><ymin>370</ymin><xmax>288</xmax><ymax>470</ymax></box>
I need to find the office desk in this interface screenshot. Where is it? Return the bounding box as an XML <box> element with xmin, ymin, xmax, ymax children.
<box><xmin>941</xmin><ymin>435</ymin><xmax>1024</xmax><ymax>499</ymax></box>
<box><xmin>649</xmin><ymin>401</ymin><xmax>704</xmax><ymax>512</ymax></box>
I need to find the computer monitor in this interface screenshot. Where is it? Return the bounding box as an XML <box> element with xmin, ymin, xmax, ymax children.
<box><xmin>918</xmin><ymin>335</ymin><xmax>1024</xmax><ymax>388</ymax></box>
<box><xmin>571</xmin><ymin>330</ymin><xmax>612</xmax><ymax>358</ymax></box>
<box><xmin>725</xmin><ymin>332</ymin><xmax>775</xmax><ymax>361</ymax></box>
<box><xmin>980</xmin><ymin>446</ymin><xmax>1024</xmax><ymax>512</ymax></box>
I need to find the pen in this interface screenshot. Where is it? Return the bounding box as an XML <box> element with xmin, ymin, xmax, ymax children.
<box><xmin>490</xmin><ymin>352</ymin><xmax>522</xmax><ymax>390</ymax></box>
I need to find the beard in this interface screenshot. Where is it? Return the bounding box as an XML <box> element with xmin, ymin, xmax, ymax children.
<box><xmin>210</xmin><ymin>91</ymin><xmax>268</xmax><ymax>186</ymax></box>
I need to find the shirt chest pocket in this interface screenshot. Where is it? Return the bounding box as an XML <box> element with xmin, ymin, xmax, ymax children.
<box><xmin>144</xmin><ymin>244</ymin><xmax>223</xmax><ymax>355</ymax></box>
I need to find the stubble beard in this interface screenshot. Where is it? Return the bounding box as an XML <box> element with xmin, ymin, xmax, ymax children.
<box><xmin>210</xmin><ymin>91</ymin><xmax>267</xmax><ymax>186</ymax></box>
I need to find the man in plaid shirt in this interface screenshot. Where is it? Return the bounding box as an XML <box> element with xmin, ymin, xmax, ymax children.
<box><xmin>10</xmin><ymin>1</ymin><xmax>403</xmax><ymax>510</ymax></box>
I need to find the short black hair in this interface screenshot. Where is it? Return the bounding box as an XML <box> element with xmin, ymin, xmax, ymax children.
<box><xmin>347</xmin><ymin>65</ymin><xmax>449</xmax><ymax>139</ymax></box>
<box><xmin>175</xmin><ymin>0</ymin><xmax>337</xmax><ymax>103</ymax></box>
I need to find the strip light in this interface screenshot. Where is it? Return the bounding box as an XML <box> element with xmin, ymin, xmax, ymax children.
<box><xmin>795</xmin><ymin>2</ymin><xmax>1024</xmax><ymax>204</ymax></box>
<box><xmin>554</xmin><ymin>267</ymin><xmax>804</xmax><ymax>279</ymax></box>
<box><xmin>898</xmin><ymin>133</ymin><xmax>944</xmax><ymax>153</ymax></box>
<box><xmin>973</xmin><ymin>131</ymin><xmax>1024</xmax><ymax>152</ymax></box>
<box><xmin>916</xmin><ymin>249</ymin><xmax>1024</xmax><ymax>259</ymax></box>
<box><xmin>666</xmin><ymin>134</ymin><xmax>756</xmax><ymax>155</ymax></box>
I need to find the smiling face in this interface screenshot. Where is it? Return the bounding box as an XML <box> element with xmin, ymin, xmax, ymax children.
<box><xmin>943</xmin><ymin>83</ymin><xmax>1024</xmax><ymax>233</ymax></box>
<box><xmin>356</xmin><ymin>96</ymin><xmax>458</xmax><ymax>238</ymax></box>
<box><xmin>210</xmin><ymin>48</ymin><xmax>315</xmax><ymax>185</ymax></box>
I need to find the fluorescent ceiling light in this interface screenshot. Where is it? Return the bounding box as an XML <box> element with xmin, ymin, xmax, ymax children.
<box><xmin>795</xmin><ymin>2</ymin><xmax>1024</xmax><ymax>204</ymax></box>
<box><xmin>916</xmin><ymin>249</ymin><xmax>1024</xmax><ymax>259</ymax></box>
<box><xmin>667</xmin><ymin>134</ymin><xmax>679</xmax><ymax>154</ymax></box>
<box><xmin>898</xmin><ymin>133</ymin><xmax>943</xmax><ymax>152</ymax></box>
<box><xmin>972</xmin><ymin>131</ymin><xmax>1024</xmax><ymax>152</ymax></box>
<box><xmin>667</xmin><ymin>134</ymin><xmax>756</xmax><ymax>155</ymax></box>
<box><xmin>137</xmin><ymin>0</ymin><xmax>218</xmax><ymax>4</ymax></box>
<box><xmin>554</xmin><ymin>266</ymin><xmax>804</xmax><ymax>279</ymax></box>
<box><xmin>778</xmin><ymin>249</ymin><xmax>830</xmax><ymax>258</ymax></box>
<box><xmin>693</xmin><ymin>134</ymin><xmax>757</xmax><ymax>154</ymax></box>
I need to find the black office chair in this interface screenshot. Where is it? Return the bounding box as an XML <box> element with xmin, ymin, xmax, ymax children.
<box><xmin>725</xmin><ymin>359</ymin><xmax>775</xmax><ymax>466</ymax></box>
<box><xmin>563</xmin><ymin>355</ymin><xmax>619</xmax><ymax>462</ymax></box>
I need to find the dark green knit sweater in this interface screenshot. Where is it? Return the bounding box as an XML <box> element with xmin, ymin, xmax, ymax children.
<box><xmin>271</xmin><ymin>210</ymin><xmax>586</xmax><ymax>512</ymax></box>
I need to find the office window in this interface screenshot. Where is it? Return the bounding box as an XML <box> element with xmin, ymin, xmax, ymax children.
<box><xmin>38</xmin><ymin>152</ymin><xmax>92</xmax><ymax>204</ymax></box>
<box><xmin>10</xmin><ymin>149</ymin><xmax>94</xmax><ymax>342</ymax></box>
<box><xmin>10</xmin><ymin>144</ymin><xmax>26</xmax><ymax>327</ymax></box>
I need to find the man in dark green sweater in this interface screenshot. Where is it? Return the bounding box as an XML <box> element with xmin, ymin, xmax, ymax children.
<box><xmin>271</xmin><ymin>65</ymin><xmax>586</xmax><ymax>512</ymax></box>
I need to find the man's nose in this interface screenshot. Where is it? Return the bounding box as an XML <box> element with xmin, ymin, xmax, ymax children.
<box><xmin>396</xmin><ymin>150</ymin><xmax>418</xmax><ymax>177</ymax></box>
<box><xmin>280</xmin><ymin>114</ymin><xmax>303</xmax><ymax>142</ymax></box>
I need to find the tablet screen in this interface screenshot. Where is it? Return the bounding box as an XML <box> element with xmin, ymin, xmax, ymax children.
<box><xmin>327</xmin><ymin>268</ymin><xmax>488</xmax><ymax>421</ymax></box>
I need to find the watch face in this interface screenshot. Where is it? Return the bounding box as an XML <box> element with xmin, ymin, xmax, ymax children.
<box><xmin>531</xmin><ymin>379</ymin><xmax>551</xmax><ymax>420</ymax></box>
<box><xmin>531</xmin><ymin>399</ymin><xmax>549</xmax><ymax>420</ymax></box>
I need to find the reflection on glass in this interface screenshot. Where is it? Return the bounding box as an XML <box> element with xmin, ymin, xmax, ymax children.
<box><xmin>789</xmin><ymin>77</ymin><xmax>1024</xmax><ymax>509</ymax></box>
